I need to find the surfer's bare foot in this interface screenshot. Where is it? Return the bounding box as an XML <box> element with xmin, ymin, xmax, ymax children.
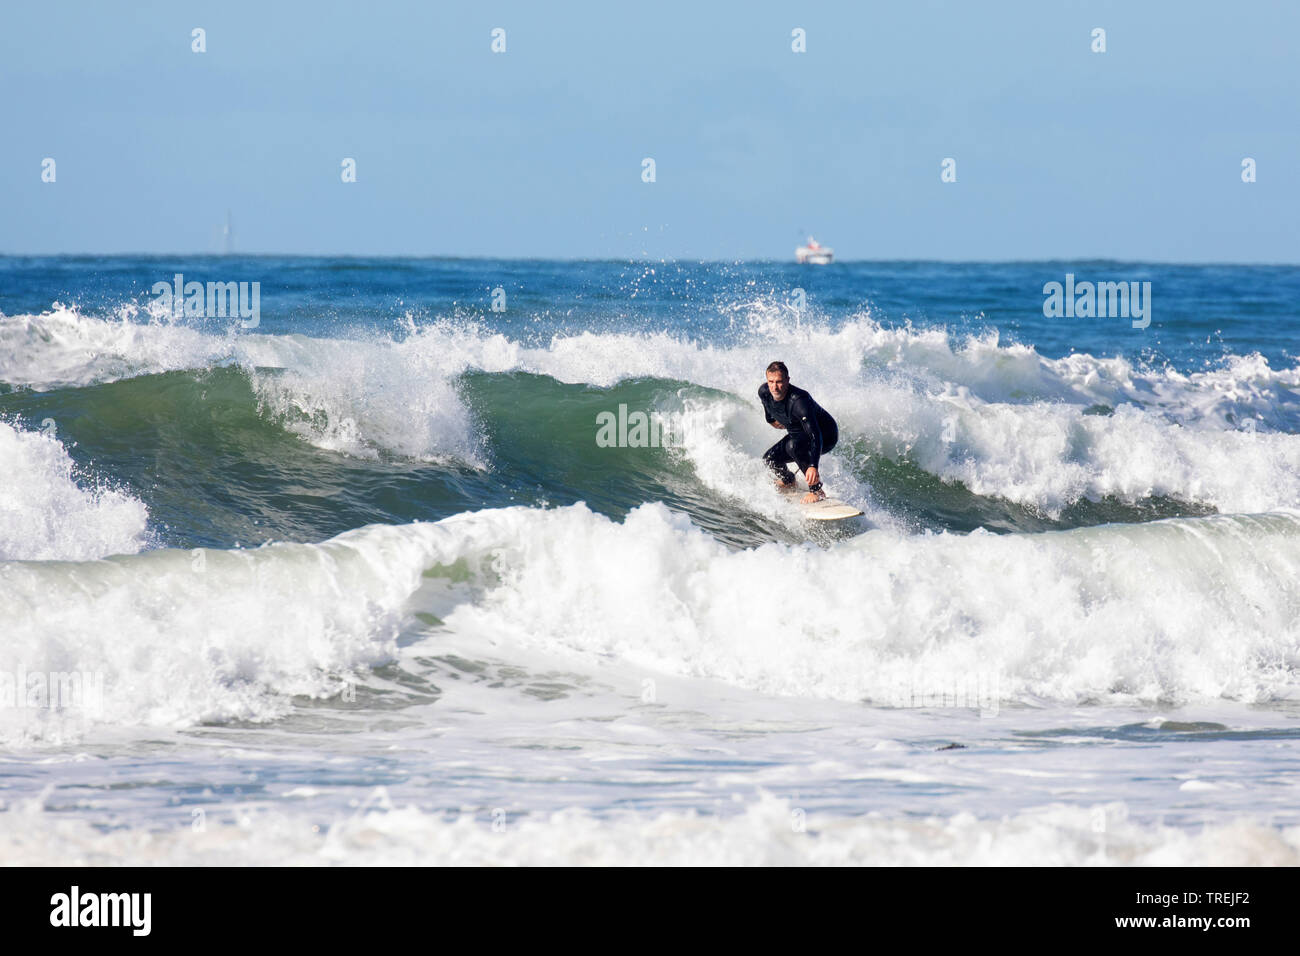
<box><xmin>776</xmin><ymin>481</ymin><xmax>798</xmax><ymax>493</ymax></box>
<box><xmin>803</xmin><ymin>490</ymin><xmax>826</xmax><ymax>503</ymax></box>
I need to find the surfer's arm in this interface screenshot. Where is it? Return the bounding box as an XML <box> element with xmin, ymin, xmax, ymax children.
<box><xmin>790</xmin><ymin>397</ymin><xmax>823</xmax><ymax>465</ymax></box>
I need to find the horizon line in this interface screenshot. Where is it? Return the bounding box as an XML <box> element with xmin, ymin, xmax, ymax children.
<box><xmin>3</xmin><ymin>253</ymin><xmax>1299</xmax><ymax>267</ymax></box>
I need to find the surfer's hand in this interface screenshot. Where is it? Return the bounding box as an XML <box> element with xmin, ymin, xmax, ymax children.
<box><xmin>805</xmin><ymin>466</ymin><xmax>819</xmax><ymax>486</ymax></box>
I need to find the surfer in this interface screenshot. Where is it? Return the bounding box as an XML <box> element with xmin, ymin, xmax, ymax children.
<box><xmin>759</xmin><ymin>361</ymin><xmax>839</xmax><ymax>503</ymax></box>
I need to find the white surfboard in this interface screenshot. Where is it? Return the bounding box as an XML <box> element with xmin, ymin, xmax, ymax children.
<box><xmin>798</xmin><ymin>495</ymin><xmax>864</xmax><ymax>521</ymax></box>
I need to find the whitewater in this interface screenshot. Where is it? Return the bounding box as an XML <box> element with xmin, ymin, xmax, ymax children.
<box><xmin>2</xmin><ymin>258</ymin><xmax>1299</xmax><ymax>865</ymax></box>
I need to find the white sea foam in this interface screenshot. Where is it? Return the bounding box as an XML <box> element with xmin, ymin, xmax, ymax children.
<box><xmin>0</xmin><ymin>303</ymin><xmax>229</xmax><ymax>389</ymax></box>
<box><xmin>0</xmin><ymin>420</ymin><xmax>149</xmax><ymax>561</ymax></box>
<box><xmin>422</xmin><ymin>504</ymin><xmax>1300</xmax><ymax>706</ymax></box>
<box><xmin>0</xmin><ymin>518</ymin><xmax>450</xmax><ymax>744</ymax></box>
<box><xmin>240</xmin><ymin>333</ymin><xmax>486</xmax><ymax>464</ymax></box>
<box><xmin>3</xmin><ymin>503</ymin><xmax>1298</xmax><ymax>745</ymax></box>
<box><xmin>1</xmin><ymin>793</ymin><xmax>1294</xmax><ymax>866</ymax></box>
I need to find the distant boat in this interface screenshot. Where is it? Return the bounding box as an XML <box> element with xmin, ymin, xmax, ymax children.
<box><xmin>796</xmin><ymin>236</ymin><xmax>833</xmax><ymax>265</ymax></box>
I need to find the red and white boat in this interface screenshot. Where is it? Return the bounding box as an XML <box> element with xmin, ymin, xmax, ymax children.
<box><xmin>795</xmin><ymin>237</ymin><xmax>834</xmax><ymax>265</ymax></box>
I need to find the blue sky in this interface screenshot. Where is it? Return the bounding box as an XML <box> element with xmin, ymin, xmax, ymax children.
<box><xmin>2</xmin><ymin>0</ymin><xmax>1296</xmax><ymax>260</ymax></box>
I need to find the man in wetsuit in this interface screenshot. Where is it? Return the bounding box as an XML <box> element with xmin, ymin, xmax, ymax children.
<box><xmin>759</xmin><ymin>361</ymin><xmax>839</xmax><ymax>503</ymax></box>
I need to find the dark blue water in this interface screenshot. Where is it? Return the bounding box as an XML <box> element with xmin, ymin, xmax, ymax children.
<box><xmin>3</xmin><ymin>257</ymin><xmax>1296</xmax><ymax>369</ymax></box>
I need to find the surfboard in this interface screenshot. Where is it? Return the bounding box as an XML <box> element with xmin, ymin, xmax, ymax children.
<box><xmin>775</xmin><ymin>483</ymin><xmax>863</xmax><ymax>521</ymax></box>
<box><xmin>799</xmin><ymin>496</ymin><xmax>864</xmax><ymax>521</ymax></box>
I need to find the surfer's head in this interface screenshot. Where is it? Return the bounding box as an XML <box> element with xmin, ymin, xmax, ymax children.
<box><xmin>766</xmin><ymin>361</ymin><xmax>789</xmax><ymax>400</ymax></box>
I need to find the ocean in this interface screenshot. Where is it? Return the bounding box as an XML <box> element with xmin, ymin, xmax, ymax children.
<box><xmin>1</xmin><ymin>255</ymin><xmax>1298</xmax><ymax>864</ymax></box>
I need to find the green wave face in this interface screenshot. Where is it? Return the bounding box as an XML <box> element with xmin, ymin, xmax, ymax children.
<box><xmin>2</xmin><ymin>367</ymin><xmax>475</xmax><ymax>548</ymax></box>
<box><xmin>0</xmin><ymin>369</ymin><xmax>798</xmax><ymax>549</ymax></box>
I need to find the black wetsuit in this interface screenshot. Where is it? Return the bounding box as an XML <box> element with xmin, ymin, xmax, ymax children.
<box><xmin>759</xmin><ymin>382</ymin><xmax>838</xmax><ymax>483</ymax></box>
